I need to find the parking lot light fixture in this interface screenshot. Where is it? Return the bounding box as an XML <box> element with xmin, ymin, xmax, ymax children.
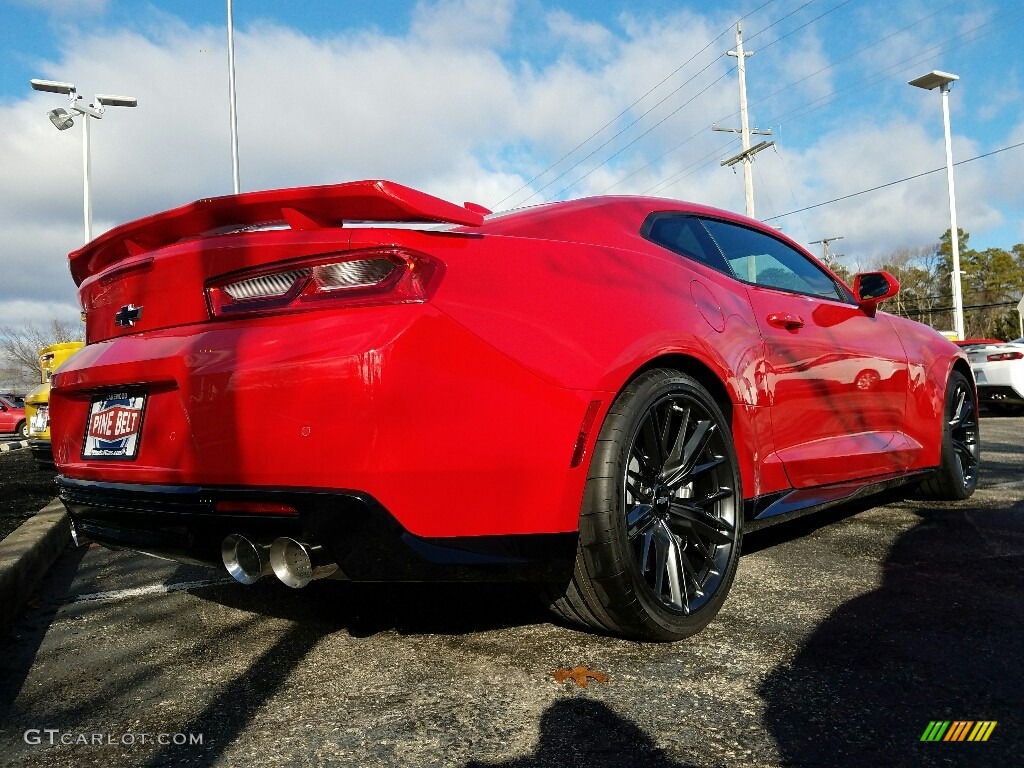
<box><xmin>30</xmin><ymin>79</ymin><xmax>137</xmax><ymax>243</ymax></box>
<box><xmin>909</xmin><ymin>70</ymin><xmax>964</xmax><ymax>341</ymax></box>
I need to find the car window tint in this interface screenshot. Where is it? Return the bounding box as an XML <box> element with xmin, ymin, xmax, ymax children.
<box><xmin>643</xmin><ymin>215</ymin><xmax>732</xmax><ymax>275</ymax></box>
<box><xmin>700</xmin><ymin>218</ymin><xmax>842</xmax><ymax>300</ymax></box>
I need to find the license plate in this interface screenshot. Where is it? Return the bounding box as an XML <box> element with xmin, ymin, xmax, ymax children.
<box><xmin>82</xmin><ymin>392</ymin><xmax>147</xmax><ymax>459</ymax></box>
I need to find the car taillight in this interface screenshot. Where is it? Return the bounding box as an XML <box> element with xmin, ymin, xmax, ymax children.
<box><xmin>206</xmin><ymin>248</ymin><xmax>441</xmax><ymax>317</ymax></box>
<box><xmin>987</xmin><ymin>351</ymin><xmax>1024</xmax><ymax>361</ymax></box>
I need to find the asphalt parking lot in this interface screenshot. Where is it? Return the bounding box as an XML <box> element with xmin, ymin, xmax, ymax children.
<box><xmin>1</xmin><ymin>418</ymin><xmax>1021</xmax><ymax>767</ymax></box>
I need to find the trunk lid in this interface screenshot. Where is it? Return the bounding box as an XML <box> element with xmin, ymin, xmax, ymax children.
<box><xmin>74</xmin><ymin>180</ymin><xmax>485</xmax><ymax>343</ymax></box>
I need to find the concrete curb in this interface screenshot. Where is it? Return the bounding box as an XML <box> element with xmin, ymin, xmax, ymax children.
<box><xmin>0</xmin><ymin>498</ymin><xmax>70</xmax><ymax>631</ymax></box>
<box><xmin>1</xmin><ymin>440</ymin><xmax>30</xmax><ymax>453</ymax></box>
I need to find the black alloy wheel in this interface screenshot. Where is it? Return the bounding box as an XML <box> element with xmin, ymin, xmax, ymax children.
<box><xmin>622</xmin><ymin>389</ymin><xmax>739</xmax><ymax>616</ymax></box>
<box><xmin>547</xmin><ymin>369</ymin><xmax>743</xmax><ymax>641</ymax></box>
<box><xmin>918</xmin><ymin>370</ymin><xmax>980</xmax><ymax>500</ymax></box>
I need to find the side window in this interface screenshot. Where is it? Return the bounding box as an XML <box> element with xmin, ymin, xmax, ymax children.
<box><xmin>642</xmin><ymin>214</ymin><xmax>732</xmax><ymax>275</ymax></box>
<box><xmin>700</xmin><ymin>218</ymin><xmax>843</xmax><ymax>301</ymax></box>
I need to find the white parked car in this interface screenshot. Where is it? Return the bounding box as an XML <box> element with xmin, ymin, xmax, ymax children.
<box><xmin>963</xmin><ymin>339</ymin><xmax>1024</xmax><ymax>415</ymax></box>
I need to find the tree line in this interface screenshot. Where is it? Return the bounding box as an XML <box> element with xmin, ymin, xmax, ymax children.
<box><xmin>829</xmin><ymin>229</ymin><xmax>1024</xmax><ymax>340</ymax></box>
<box><xmin>0</xmin><ymin>319</ymin><xmax>84</xmax><ymax>392</ymax></box>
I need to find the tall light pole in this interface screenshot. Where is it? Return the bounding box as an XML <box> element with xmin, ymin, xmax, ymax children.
<box><xmin>909</xmin><ymin>70</ymin><xmax>964</xmax><ymax>341</ymax></box>
<box><xmin>227</xmin><ymin>0</ymin><xmax>240</xmax><ymax>194</ymax></box>
<box><xmin>30</xmin><ymin>79</ymin><xmax>137</xmax><ymax>243</ymax></box>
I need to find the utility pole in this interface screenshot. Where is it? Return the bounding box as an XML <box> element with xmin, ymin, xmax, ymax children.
<box><xmin>714</xmin><ymin>22</ymin><xmax>773</xmax><ymax>219</ymax></box>
<box><xmin>809</xmin><ymin>235</ymin><xmax>844</xmax><ymax>265</ymax></box>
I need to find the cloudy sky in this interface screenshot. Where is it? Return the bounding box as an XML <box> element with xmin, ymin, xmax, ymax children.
<box><xmin>2</xmin><ymin>0</ymin><xmax>1022</xmax><ymax>328</ymax></box>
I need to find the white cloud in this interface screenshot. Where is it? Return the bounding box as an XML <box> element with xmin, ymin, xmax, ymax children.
<box><xmin>1</xmin><ymin>2</ymin><xmax>1022</xmax><ymax>334</ymax></box>
<box><xmin>546</xmin><ymin>10</ymin><xmax>614</xmax><ymax>55</ymax></box>
<box><xmin>410</xmin><ymin>0</ymin><xmax>515</xmax><ymax>49</ymax></box>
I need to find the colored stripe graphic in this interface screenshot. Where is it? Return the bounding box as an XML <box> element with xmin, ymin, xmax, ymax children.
<box><xmin>968</xmin><ymin>722</ymin><xmax>997</xmax><ymax>742</ymax></box>
<box><xmin>921</xmin><ymin>722</ymin><xmax>950</xmax><ymax>742</ymax></box>
<box><xmin>921</xmin><ymin>721</ymin><xmax>996</xmax><ymax>742</ymax></box>
<box><xmin>944</xmin><ymin>721</ymin><xmax>973</xmax><ymax>741</ymax></box>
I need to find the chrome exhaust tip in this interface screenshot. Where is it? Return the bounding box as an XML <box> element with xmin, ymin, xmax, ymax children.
<box><xmin>221</xmin><ymin>534</ymin><xmax>273</xmax><ymax>585</ymax></box>
<box><xmin>269</xmin><ymin>537</ymin><xmax>338</xmax><ymax>588</ymax></box>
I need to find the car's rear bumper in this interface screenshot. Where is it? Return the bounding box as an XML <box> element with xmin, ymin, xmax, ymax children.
<box><xmin>57</xmin><ymin>477</ymin><xmax>577</xmax><ymax>582</ymax></box>
<box><xmin>973</xmin><ymin>363</ymin><xmax>1024</xmax><ymax>404</ymax></box>
<box><xmin>976</xmin><ymin>384</ymin><xmax>1024</xmax><ymax>405</ymax></box>
<box><xmin>49</xmin><ymin>306</ymin><xmax>600</xmax><ymax>538</ymax></box>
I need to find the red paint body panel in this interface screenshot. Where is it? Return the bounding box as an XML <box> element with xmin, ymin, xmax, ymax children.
<box><xmin>69</xmin><ymin>179</ymin><xmax>484</xmax><ymax>286</ymax></box>
<box><xmin>51</xmin><ymin>183</ymin><xmax>970</xmax><ymax>545</ymax></box>
<box><xmin>52</xmin><ymin>306</ymin><xmax>598</xmax><ymax>537</ymax></box>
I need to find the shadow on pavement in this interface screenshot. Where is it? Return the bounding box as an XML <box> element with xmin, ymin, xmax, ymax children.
<box><xmin>759</xmin><ymin>498</ymin><xmax>1024</xmax><ymax>766</ymax></box>
<box><xmin>0</xmin><ymin>545</ymin><xmax>86</xmax><ymax>723</ymax></box>
<box><xmin>464</xmin><ymin>699</ymin><xmax>697</xmax><ymax>768</ymax></box>
<box><xmin>194</xmin><ymin>577</ymin><xmax>551</xmax><ymax>638</ymax></box>
<box><xmin>141</xmin><ymin>576</ymin><xmax>552</xmax><ymax>766</ymax></box>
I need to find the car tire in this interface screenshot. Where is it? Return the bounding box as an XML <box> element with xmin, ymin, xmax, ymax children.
<box><xmin>917</xmin><ymin>370</ymin><xmax>980</xmax><ymax>500</ymax></box>
<box><xmin>17</xmin><ymin>421</ymin><xmax>28</xmax><ymax>439</ymax></box>
<box><xmin>547</xmin><ymin>369</ymin><xmax>743</xmax><ymax>641</ymax></box>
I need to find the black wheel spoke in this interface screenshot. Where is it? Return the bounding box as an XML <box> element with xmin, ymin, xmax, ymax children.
<box><xmin>652</xmin><ymin>526</ymin><xmax>669</xmax><ymax>596</ymax></box>
<box><xmin>641</xmin><ymin>415</ymin><xmax>666</xmax><ymax>469</ymax></box>
<box><xmin>665</xmin><ymin>404</ymin><xmax>691</xmax><ymax>467</ymax></box>
<box><xmin>687</xmin><ymin>456</ymin><xmax>726</xmax><ymax>480</ymax></box>
<box><xmin>953</xmin><ymin>439</ymin><xmax>977</xmax><ymax>468</ymax></box>
<box><xmin>621</xmin><ymin>382</ymin><xmax>740</xmax><ymax>620</ymax></box>
<box><xmin>661</xmin><ymin>420</ymin><xmax>715</xmax><ymax>487</ymax></box>
<box><xmin>626</xmin><ymin>471</ymin><xmax>650</xmax><ymax>503</ymax></box>
<box><xmin>668</xmin><ymin>501</ymin><xmax>734</xmax><ymax>545</ymax></box>
<box><xmin>685</xmin><ymin>531</ymin><xmax>714</xmax><ymax>569</ymax></box>
<box><xmin>668</xmin><ymin>535</ymin><xmax>690</xmax><ymax>613</ymax></box>
<box><xmin>693</xmin><ymin>487</ymin><xmax>733</xmax><ymax>508</ymax></box>
<box><xmin>627</xmin><ymin>504</ymin><xmax>658</xmax><ymax>540</ymax></box>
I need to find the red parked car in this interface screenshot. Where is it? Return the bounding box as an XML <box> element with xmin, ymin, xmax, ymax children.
<box><xmin>0</xmin><ymin>395</ymin><xmax>28</xmax><ymax>438</ymax></box>
<box><xmin>50</xmin><ymin>180</ymin><xmax>978</xmax><ymax>641</ymax></box>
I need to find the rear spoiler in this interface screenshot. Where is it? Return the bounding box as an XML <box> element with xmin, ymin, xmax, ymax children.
<box><xmin>68</xmin><ymin>179</ymin><xmax>489</xmax><ymax>285</ymax></box>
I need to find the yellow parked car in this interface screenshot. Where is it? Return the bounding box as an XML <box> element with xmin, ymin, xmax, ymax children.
<box><xmin>26</xmin><ymin>341</ymin><xmax>83</xmax><ymax>469</ymax></box>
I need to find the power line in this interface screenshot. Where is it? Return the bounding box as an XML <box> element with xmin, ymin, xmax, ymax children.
<box><xmin>762</xmin><ymin>8</ymin><xmax>1019</xmax><ymax>128</ymax></box>
<box><xmin>642</xmin><ymin>138</ymin><xmax>741</xmax><ymax>196</ymax></box>
<box><xmin>642</xmin><ymin>2</ymin><xmax>1004</xmax><ymax>200</ymax></box>
<box><xmin>544</xmin><ymin>66</ymin><xmax>737</xmax><ymax>202</ymax></box>
<box><xmin>899</xmin><ymin>300</ymin><xmax>1018</xmax><ymax>317</ymax></box>
<box><xmin>551</xmin><ymin>0</ymin><xmax>854</xmax><ymax>206</ymax></box>
<box><xmin>581</xmin><ymin>0</ymin><xmax>876</xmax><ymax>207</ymax></box>
<box><xmin>489</xmin><ymin>1</ymin><xmax>782</xmax><ymax>210</ymax></box>
<box><xmin>763</xmin><ymin>141</ymin><xmax>1024</xmax><ymax>221</ymax></box>
<box><xmin>734</xmin><ymin>0</ymin><xmax>961</xmax><ymax>124</ymax></box>
<box><xmin>492</xmin><ymin>0</ymin><xmax>831</xmax><ymax>210</ymax></box>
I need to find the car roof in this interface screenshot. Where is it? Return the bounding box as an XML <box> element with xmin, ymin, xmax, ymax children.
<box><xmin>476</xmin><ymin>196</ymin><xmax>811</xmax><ymax>255</ymax></box>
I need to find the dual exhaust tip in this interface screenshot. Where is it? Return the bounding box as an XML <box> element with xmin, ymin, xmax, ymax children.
<box><xmin>221</xmin><ymin>534</ymin><xmax>338</xmax><ymax>588</ymax></box>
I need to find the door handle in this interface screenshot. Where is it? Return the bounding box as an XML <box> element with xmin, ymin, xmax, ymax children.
<box><xmin>766</xmin><ymin>313</ymin><xmax>804</xmax><ymax>330</ymax></box>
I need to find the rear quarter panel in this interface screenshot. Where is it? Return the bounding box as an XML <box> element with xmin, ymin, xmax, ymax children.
<box><xmin>408</xmin><ymin>228</ymin><xmax>777</xmax><ymax>499</ymax></box>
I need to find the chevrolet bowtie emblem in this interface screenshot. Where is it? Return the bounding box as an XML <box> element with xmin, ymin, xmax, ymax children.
<box><xmin>114</xmin><ymin>304</ymin><xmax>143</xmax><ymax>327</ymax></box>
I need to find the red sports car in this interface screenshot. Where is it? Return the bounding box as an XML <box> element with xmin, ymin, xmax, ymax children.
<box><xmin>50</xmin><ymin>180</ymin><xmax>979</xmax><ymax>641</ymax></box>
